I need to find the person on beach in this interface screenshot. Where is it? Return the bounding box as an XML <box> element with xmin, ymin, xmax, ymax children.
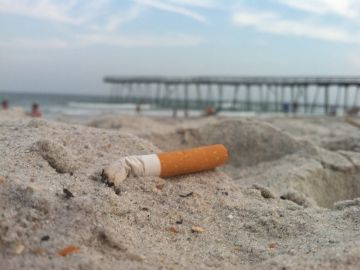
<box><xmin>292</xmin><ymin>101</ymin><xmax>299</xmax><ymax>115</ymax></box>
<box><xmin>329</xmin><ymin>105</ymin><xmax>337</xmax><ymax>116</ymax></box>
<box><xmin>136</xmin><ymin>103</ymin><xmax>142</xmax><ymax>115</ymax></box>
<box><xmin>347</xmin><ymin>107</ymin><xmax>359</xmax><ymax>116</ymax></box>
<box><xmin>282</xmin><ymin>102</ymin><xmax>290</xmax><ymax>114</ymax></box>
<box><xmin>203</xmin><ymin>106</ymin><xmax>215</xmax><ymax>116</ymax></box>
<box><xmin>30</xmin><ymin>103</ymin><xmax>42</xmax><ymax>117</ymax></box>
<box><xmin>202</xmin><ymin>106</ymin><xmax>221</xmax><ymax>117</ymax></box>
<box><xmin>1</xmin><ymin>100</ymin><xmax>9</xmax><ymax>110</ymax></box>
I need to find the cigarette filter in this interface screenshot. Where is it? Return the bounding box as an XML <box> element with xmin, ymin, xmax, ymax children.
<box><xmin>103</xmin><ymin>144</ymin><xmax>228</xmax><ymax>186</ymax></box>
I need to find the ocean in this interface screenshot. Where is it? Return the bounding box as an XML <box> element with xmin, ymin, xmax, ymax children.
<box><xmin>1</xmin><ymin>87</ymin><xmax>351</xmax><ymax>120</ymax></box>
<box><xmin>0</xmin><ymin>91</ymin><xmax>213</xmax><ymax>120</ymax></box>
<box><xmin>0</xmin><ymin>92</ymin><xmax>114</xmax><ymax>120</ymax></box>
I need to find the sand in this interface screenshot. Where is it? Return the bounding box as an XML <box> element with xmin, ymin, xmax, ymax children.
<box><xmin>2</xmin><ymin>113</ymin><xmax>360</xmax><ymax>269</ymax></box>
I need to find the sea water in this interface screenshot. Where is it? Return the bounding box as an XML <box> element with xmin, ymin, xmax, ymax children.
<box><xmin>0</xmin><ymin>91</ymin><xmax>206</xmax><ymax>120</ymax></box>
<box><xmin>0</xmin><ymin>86</ymin><xmax>353</xmax><ymax>120</ymax></box>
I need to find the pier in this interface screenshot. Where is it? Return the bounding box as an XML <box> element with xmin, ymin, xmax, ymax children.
<box><xmin>103</xmin><ymin>76</ymin><xmax>360</xmax><ymax>116</ymax></box>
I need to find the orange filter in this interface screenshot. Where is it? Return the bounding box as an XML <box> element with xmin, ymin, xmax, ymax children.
<box><xmin>58</xmin><ymin>245</ymin><xmax>80</xmax><ymax>257</ymax></box>
<box><xmin>157</xmin><ymin>144</ymin><xmax>228</xmax><ymax>178</ymax></box>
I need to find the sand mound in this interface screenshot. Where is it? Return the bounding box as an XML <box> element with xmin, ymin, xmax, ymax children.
<box><xmin>322</xmin><ymin>136</ymin><xmax>360</xmax><ymax>152</ymax></box>
<box><xmin>85</xmin><ymin>116</ymin><xmax>180</xmax><ymax>134</ymax></box>
<box><xmin>146</xmin><ymin>119</ymin><xmax>303</xmax><ymax>167</ymax></box>
<box><xmin>198</xmin><ymin>119</ymin><xmax>303</xmax><ymax>167</ymax></box>
<box><xmin>264</xmin><ymin>116</ymin><xmax>360</xmax><ymax>142</ymax></box>
<box><xmin>266</xmin><ymin>116</ymin><xmax>360</xmax><ymax>152</ymax></box>
<box><xmin>143</xmin><ymin>117</ymin><xmax>360</xmax><ymax>209</ymax></box>
<box><xmin>2</xmin><ymin>117</ymin><xmax>360</xmax><ymax>269</ymax></box>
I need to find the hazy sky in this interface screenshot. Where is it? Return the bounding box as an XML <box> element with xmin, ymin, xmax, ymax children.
<box><xmin>1</xmin><ymin>0</ymin><xmax>360</xmax><ymax>94</ymax></box>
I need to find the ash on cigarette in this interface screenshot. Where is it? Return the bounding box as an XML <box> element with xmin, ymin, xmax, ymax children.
<box><xmin>2</xmin><ymin>114</ymin><xmax>360</xmax><ymax>270</ymax></box>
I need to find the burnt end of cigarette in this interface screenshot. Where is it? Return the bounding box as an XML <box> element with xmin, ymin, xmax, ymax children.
<box><xmin>100</xmin><ymin>169</ymin><xmax>122</xmax><ymax>195</ymax></box>
<box><xmin>100</xmin><ymin>169</ymin><xmax>114</xmax><ymax>187</ymax></box>
<box><xmin>102</xmin><ymin>155</ymin><xmax>154</xmax><ymax>187</ymax></box>
<box><xmin>102</xmin><ymin>159</ymin><xmax>130</xmax><ymax>187</ymax></box>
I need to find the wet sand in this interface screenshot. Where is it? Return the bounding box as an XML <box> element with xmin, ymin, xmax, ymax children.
<box><xmin>2</xmin><ymin>112</ymin><xmax>360</xmax><ymax>269</ymax></box>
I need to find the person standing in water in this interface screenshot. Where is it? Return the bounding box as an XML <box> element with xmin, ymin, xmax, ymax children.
<box><xmin>30</xmin><ymin>103</ymin><xmax>42</xmax><ymax>117</ymax></box>
<box><xmin>1</xmin><ymin>100</ymin><xmax>9</xmax><ymax>110</ymax></box>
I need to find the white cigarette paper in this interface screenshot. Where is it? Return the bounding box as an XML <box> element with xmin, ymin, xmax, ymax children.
<box><xmin>104</xmin><ymin>154</ymin><xmax>161</xmax><ymax>186</ymax></box>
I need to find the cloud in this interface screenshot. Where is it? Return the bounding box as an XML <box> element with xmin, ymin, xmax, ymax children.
<box><xmin>0</xmin><ymin>0</ymin><xmax>209</xmax><ymax>29</ymax></box>
<box><xmin>0</xmin><ymin>38</ymin><xmax>69</xmax><ymax>49</ymax></box>
<box><xmin>0</xmin><ymin>0</ymin><xmax>120</xmax><ymax>26</ymax></box>
<box><xmin>0</xmin><ymin>0</ymin><xmax>206</xmax><ymax>49</ymax></box>
<box><xmin>0</xmin><ymin>0</ymin><xmax>83</xmax><ymax>24</ymax></box>
<box><xmin>277</xmin><ymin>0</ymin><xmax>359</xmax><ymax>19</ymax></box>
<box><xmin>233</xmin><ymin>10</ymin><xmax>360</xmax><ymax>44</ymax></box>
<box><xmin>166</xmin><ymin>0</ymin><xmax>215</xmax><ymax>8</ymax></box>
<box><xmin>135</xmin><ymin>0</ymin><xmax>207</xmax><ymax>22</ymax></box>
<box><xmin>104</xmin><ymin>5</ymin><xmax>145</xmax><ymax>32</ymax></box>
<box><xmin>76</xmin><ymin>33</ymin><xmax>203</xmax><ymax>47</ymax></box>
<box><xmin>0</xmin><ymin>33</ymin><xmax>203</xmax><ymax>49</ymax></box>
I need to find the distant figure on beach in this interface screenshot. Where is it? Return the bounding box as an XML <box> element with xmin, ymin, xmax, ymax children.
<box><xmin>30</xmin><ymin>103</ymin><xmax>42</xmax><ymax>117</ymax></box>
<box><xmin>203</xmin><ymin>106</ymin><xmax>215</xmax><ymax>116</ymax></box>
<box><xmin>329</xmin><ymin>105</ymin><xmax>337</xmax><ymax>116</ymax></box>
<box><xmin>282</xmin><ymin>102</ymin><xmax>290</xmax><ymax>114</ymax></box>
<box><xmin>1</xmin><ymin>100</ymin><xmax>9</xmax><ymax>110</ymax></box>
<box><xmin>202</xmin><ymin>106</ymin><xmax>220</xmax><ymax>117</ymax></box>
<box><xmin>346</xmin><ymin>107</ymin><xmax>359</xmax><ymax>116</ymax></box>
<box><xmin>135</xmin><ymin>103</ymin><xmax>142</xmax><ymax>115</ymax></box>
<box><xmin>292</xmin><ymin>101</ymin><xmax>299</xmax><ymax>114</ymax></box>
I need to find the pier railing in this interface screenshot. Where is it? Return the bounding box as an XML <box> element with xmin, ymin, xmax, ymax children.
<box><xmin>103</xmin><ymin>76</ymin><xmax>360</xmax><ymax>116</ymax></box>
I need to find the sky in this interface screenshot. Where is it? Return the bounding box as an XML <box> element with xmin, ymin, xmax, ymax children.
<box><xmin>1</xmin><ymin>0</ymin><xmax>360</xmax><ymax>94</ymax></box>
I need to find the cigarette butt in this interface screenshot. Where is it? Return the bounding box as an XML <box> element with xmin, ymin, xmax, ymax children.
<box><xmin>157</xmin><ymin>144</ymin><xmax>228</xmax><ymax>177</ymax></box>
<box><xmin>103</xmin><ymin>144</ymin><xmax>228</xmax><ymax>186</ymax></box>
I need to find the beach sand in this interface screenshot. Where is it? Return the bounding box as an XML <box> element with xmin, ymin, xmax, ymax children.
<box><xmin>2</xmin><ymin>112</ymin><xmax>360</xmax><ymax>269</ymax></box>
